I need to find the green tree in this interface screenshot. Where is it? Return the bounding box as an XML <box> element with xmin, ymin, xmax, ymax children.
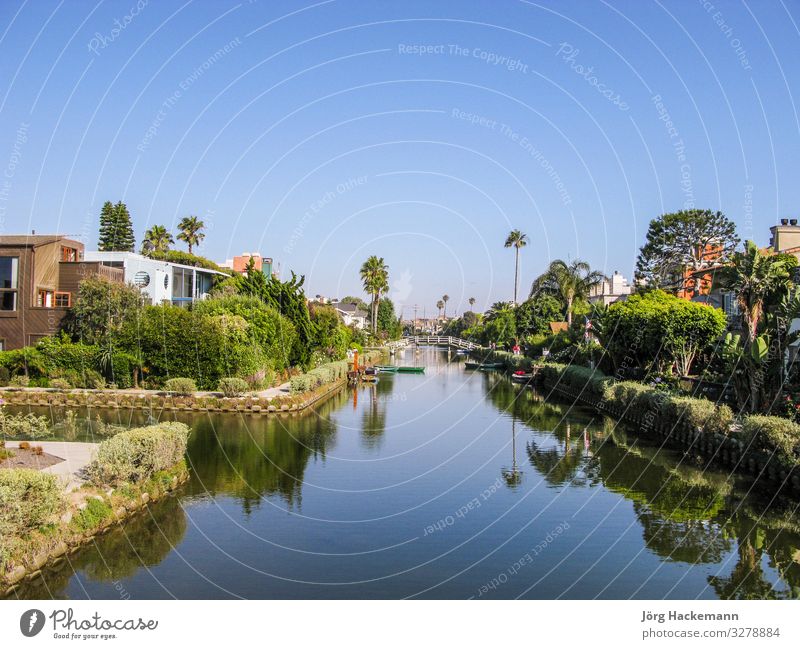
<box><xmin>359</xmin><ymin>256</ymin><xmax>389</xmax><ymax>334</ymax></box>
<box><xmin>436</xmin><ymin>300</ymin><xmax>444</xmax><ymax>318</ymax></box>
<box><xmin>141</xmin><ymin>225</ymin><xmax>174</xmax><ymax>254</ymax></box>
<box><xmin>635</xmin><ymin>209</ymin><xmax>739</xmax><ymax>291</ymax></box>
<box><xmin>442</xmin><ymin>294</ymin><xmax>450</xmax><ymax>318</ymax></box>
<box><xmin>504</xmin><ymin>229</ymin><xmax>528</xmax><ymax>304</ymax></box>
<box><xmin>98</xmin><ymin>201</ymin><xmax>135</xmax><ymax>252</ymax></box>
<box><xmin>376</xmin><ymin>297</ymin><xmax>402</xmax><ymax>339</ymax></box>
<box><xmin>483</xmin><ymin>301</ymin><xmax>517</xmax><ymax>347</ymax></box>
<box><xmin>530</xmin><ymin>259</ymin><xmax>602</xmax><ymax>327</ymax></box>
<box><xmin>468</xmin><ymin>296</ymin><xmax>476</xmax><ymax>311</ymax></box>
<box><xmin>515</xmin><ymin>294</ymin><xmax>563</xmax><ymax>338</ymax></box>
<box><xmin>176</xmin><ymin>215</ymin><xmax>205</xmax><ymax>254</ymax></box>
<box><xmin>715</xmin><ymin>241</ymin><xmax>796</xmax><ymax>411</ymax></box>
<box><xmin>600</xmin><ymin>290</ymin><xmax>726</xmax><ymax>375</ymax></box>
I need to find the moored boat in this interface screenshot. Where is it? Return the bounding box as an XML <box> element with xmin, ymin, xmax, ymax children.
<box><xmin>396</xmin><ymin>366</ymin><xmax>425</xmax><ymax>373</ymax></box>
<box><xmin>464</xmin><ymin>361</ymin><xmax>504</xmax><ymax>370</ymax></box>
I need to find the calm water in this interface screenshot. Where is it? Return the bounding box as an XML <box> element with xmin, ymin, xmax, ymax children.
<box><xmin>7</xmin><ymin>349</ymin><xmax>800</xmax><ymax>599</ymax></box>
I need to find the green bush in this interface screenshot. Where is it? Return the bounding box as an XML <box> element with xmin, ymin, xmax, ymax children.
<box><xmin>661</xmin><ymin>396</ymin><xmax>732</xmax><ymax>435</ymax></box>
<box><xmin>49</xmin><ymin>378</ymin><xmax>72</xmax><ymax>390</ymax></box>
<box><xmin>86</xmin><ymin>422</ymin><xmax>191</xmax><ymax>486</ymax></box>
<box><xmin>0</xmin><ymin>367</ymin><xmax>9</xmax><ymax>386</ymax></box>
<box><xmin>290</xmin><ymin>360</ymin><xmax>349</xmax><ymax>393</ymax></box>
<box><xmin>561</xmin><ymin>365</ymin><xmax>611</xmax><ymax>396</ymax></box>
<box><xmin>0</xmin><ymin>469</ymin><xmax>63</xmax><ymax>538</ymax></box>
<box><xmin>9</xmin><ymin>375</ymin><xmax>30</xmax><ymax>387</ymax></box>
<box><xmin>163</xmin><ymin>377</ymin><xmax>197</xmax><ymax>395</ymax></box>
<box><xmin>737</xmin><ymin>416</ymin><xmax>800</xmax><ymax>467</ymax></box>
<box><xmin>218</xmin><ymin>377</ymin><xmax>249</xmax><ymax>397</ymax></box>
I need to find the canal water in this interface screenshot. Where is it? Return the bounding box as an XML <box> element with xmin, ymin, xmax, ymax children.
<box><xmin>7</xmin><ymin>349</ymin><xmax>800</xmax><ymax>599</ymax></box>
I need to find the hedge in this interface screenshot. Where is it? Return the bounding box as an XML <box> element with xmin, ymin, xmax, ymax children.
<box><xmin>218</xmin><ymin>377</ymin><xmax>249</xmax><ymax>397</ymax></box>
<box><xmin>736</xmin><ymin>416</ymin><xmax>800</xmax><ymax>468</ymax></box>
<box><xmin>163</xmin><ymin>377</ymin><xmax>198</xmax><ymax>395</ymax></box>
<box><xmin>290</xmin><ymin>360</ymin><xmax>349</xmax><ymax>393</ymax></box>
<box><xmin>0</xmin><ymin>469</ymin><xmax>63</xmax><ymax>539</ymax></box>
<box><xmin>85</xmin><ymin>422</ymin><xmax>191</xmax><ymax>486</ymax></box>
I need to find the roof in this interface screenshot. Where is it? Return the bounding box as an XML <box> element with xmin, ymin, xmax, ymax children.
<box><xmin>84</xmin><ymin>250</ymin><xmax>229</xmax><ymax>276</ymax></box>
<box><xmin>0</xmin><ymin>234</ymin><xmax>82</xmax><ymax>248</ymax></box>
<box><xmin>335</xmin><ymin>303</ymin><xmax>368</xmax><ymax>317</ymax></box>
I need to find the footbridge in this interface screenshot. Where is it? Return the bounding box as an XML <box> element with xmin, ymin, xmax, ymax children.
<box><xmin>404</xmin><ymin>335</ymin><xmax>481</xmax><ymax>350</ymax></box>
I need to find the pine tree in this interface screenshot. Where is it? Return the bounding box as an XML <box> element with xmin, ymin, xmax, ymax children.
<box><xmin>97</xmin><ymin>201</ymin><xmax>116</xmax><ymax>251</ymax></box>
<box><xmin>97</xmin><ymin>201</ymin><xmax>135</xmax><ymax>252</ymax></box>
<box><xmin>113</xmin><ymin>201</ymin><xmax>135</xmax><ymax>252</ymax></box>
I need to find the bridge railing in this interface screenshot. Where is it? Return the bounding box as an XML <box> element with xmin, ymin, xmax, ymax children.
<box><xmin>403</xmin><ymin>335</ymin><xmax>481</xmax><ymax>350</ymax></box>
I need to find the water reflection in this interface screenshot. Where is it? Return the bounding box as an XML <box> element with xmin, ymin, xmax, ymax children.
<box><xmin>487</xmin><ymin>379</ymin><xmax>800</xmax><ymax>599</ymax></box>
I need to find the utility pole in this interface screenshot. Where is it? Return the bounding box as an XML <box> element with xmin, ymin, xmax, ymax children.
<box><xmin>412</xmin><ymin>304</ymin><xmax>419</xmax><ymax>335</ymax></box>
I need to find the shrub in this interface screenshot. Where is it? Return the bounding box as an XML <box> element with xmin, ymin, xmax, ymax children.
<box><xmin>0</xmin><ymin>448</ymin><xmax>14</xmax><ymax>460</ymax></box>
<box><xmin>561</xmin><ymin>365</ymin><xmax>611</xmax><ymax>396</ymax></box>
<box><xmin>737</xmin><ymin>416</ymin><xmax>800</xmax><ymax>467</ymax></box>
<box><xmin>0</xmin><ymin>469</ymin><xmax>63</xmax><ymax>538</ymax></box>
<box><xmin>86</xmin><ymin>422</ymin><xmax>190</xmax><ymax>486</ymax></box>
<box><xmin>290</xmin><ymin>360</ymin><xmax>349</xmax><ymax>393</ymax></box>
<box><xmin>18</xmin><ymin>441</ymin><xmax>30</xmax><ymax>450</ymax></box>
<box><xmin>660</xmin><ymin>396</ymin><xmax>733</xmax><ymax>435</ymax></box>
<box><xmin>49</xmin><ymin>378</ymin><xmax>72</xmax><ymax>390</ymax></box>
<box><xmin>218</xmin><ymin>377</ymin><xmax>249</xmax><ymax>397</ymax></box>
<box><xmin>0</xmin><ymin>367</ymin><xmax>9</xmax><ymax>386</ymax></box>
<box><xmin>163</xmin><ymin>377</ymin><xmax>197</xmax><ymax>395</ymax></box>
<box><xmin>9</xmin><ymin>375</ymin><xmax>30</xmax><ymax>387</ymax></box>
<box><xmin>32</xmin><ymin>445</ymin><xmax>43</xmax><ymax>456</ymax></box>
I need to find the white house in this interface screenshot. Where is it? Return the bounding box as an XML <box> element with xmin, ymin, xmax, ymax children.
<box><xmin>83</xmin><ymin>251</ymin><xmax>228</xmax><ymax>306</ymax></box>
<box><xmin>334</xmin><ymin>302</ymin><xmax>368</xmax><ymax>329</ymax></box>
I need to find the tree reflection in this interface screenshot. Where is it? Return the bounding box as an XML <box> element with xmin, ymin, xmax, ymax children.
<box><xmin>501</xmin><ymin>418</ymin><xmax>523</xmax><ymax>488</ymax></box>
<box><xmin>186</xmin><ymin>405</ymin><xmax>338</xmax><ymax>510</ymax></box>
<box><xmin>360</xmin><ymin>382</ymin><xmax>389</xmax><ymax>449</ymax></box>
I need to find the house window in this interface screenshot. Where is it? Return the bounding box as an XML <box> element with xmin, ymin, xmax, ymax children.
<box><xmin>61</xmin><ymin>246</ymin><xmax>77</xmax><ymax>262</ymax></box>
<box><xmin>55</xmin><ymin>291</ymin><xmax>71</xmax><ymax>307</ymax></box>
<box><xmin>37</xmin><ymin>289</ymin><xmax>54</xmax><ymax>307</ymax></box>
<box><xmin>0</xmin><ymin>257</ymin><xmax>19</xmax><ymax>311</ymax></box>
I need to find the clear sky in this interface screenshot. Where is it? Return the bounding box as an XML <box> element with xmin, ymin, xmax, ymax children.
<box><xmin>1</xmin><ymin>0</ymin><xmax>799</xmax><ymax>316</ymax></box>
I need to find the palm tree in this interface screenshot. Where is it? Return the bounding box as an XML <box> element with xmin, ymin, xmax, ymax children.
<box><xmin>360</xmin><ymin>256</ymin><xmax>389</xmax><ymax>334</ymax></box>
<box><xmin>468</xmin><ymin>296</ymin><xmax>476</xmax><ymax>311</ymax></box>
<box><xmin>177</xmin><ymin>216</ymin><xmax>205</xmax><ymax>254</ymax></box>
<box><xmin>504</xmin><ymin>230</ymin><xmax>528</xmax><ymax>303</ymax></box>
<box><xmin>442</xmin><ymin>294</ymin><xmax>450</xmax><ymax>319</ymax></box>
<box><xmin>141</xmin><ymin>225</ymin><xmax>174</xmax><ymax>254</ymax></box>
<box><xmin>530</xmin><ymin>259</ymin><xmax>603</xmax><ymax>327</ymax></box>
<box><xmin>436</xmin><ymin>300</ymin><xmax>444</xmax><ymax>318</ymax></box>
<box><xmin>718</xmin><ymin>240</ymin><xmax>792</xmax><ymax>345</ymax></box>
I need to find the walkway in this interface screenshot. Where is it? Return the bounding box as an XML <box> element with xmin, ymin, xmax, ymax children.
<box><xmin>4</xmin><ymin>441</ymin><xmax>98</xmax><ymax>493</ymax></box>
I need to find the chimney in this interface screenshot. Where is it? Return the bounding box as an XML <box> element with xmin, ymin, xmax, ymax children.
<box><xmin>791</xmin><ymin>219</ymin><xmax>798</xmax><ymax>226</ymax></box>
<box><xmin>781</xmin><ymin>218</ymin><xmax>789</xmax><ymax>225</ymax></box>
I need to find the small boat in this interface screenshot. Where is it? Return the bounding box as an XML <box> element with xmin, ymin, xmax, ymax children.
<box><xmin>396</xmin><ymin>366</ymin><xmax>425</xmax><ymax>373</ymax></box>
<box><xmin>364</xmin><ymin>366</ymin><xmax>378</xmax><ymax>375</ymax></box>
<box><xmin>455</xmin><ymin>349</ymin><xmax>470</xmax><ymax>355</ymax></box>
<box><xmin>361</xmin><ymin>374</ymin><xmax>379</xmax><ymax>383</ymax></box>
<box><xmin>465</xmin><ymin>361</ymin><xmax>504</xmax><ymax>370</ymax></box>
<box><xmin>511</xmin><ymin>370</ymin><xmax>533</xmax><ymax>383</ymax></box>
<box><xmin>375</xmin><ymin>365</ymin><xmax>399</xmax><ymax>372</ymax></box>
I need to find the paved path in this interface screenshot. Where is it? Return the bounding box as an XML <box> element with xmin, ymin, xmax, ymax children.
<box><xmin>5</xmin><ymin>441</ymin><xmax>98</xmax><ymax>492</ymax></box>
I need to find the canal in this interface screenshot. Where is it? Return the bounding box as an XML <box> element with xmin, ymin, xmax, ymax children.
<box><xmin>7</xmin><ymin>349</ymin><xmax>800</xmax><ymax>599</ymax></box>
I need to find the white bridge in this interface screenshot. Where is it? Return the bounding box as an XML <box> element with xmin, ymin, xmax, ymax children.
<box><xmin>404</xmin><ymin>335</ymin><xmax>481</xmax><ymax>350</ymax></box>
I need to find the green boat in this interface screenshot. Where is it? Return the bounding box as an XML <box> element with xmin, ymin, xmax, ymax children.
<box><xmin>375</xmin><ymin>365</ymin><xmax>399</xmax><ymax>372</ymax></box>
<box><xmin>464</xmin><ymin>361</ymin><xmax>504</xmax><ymax>370</ymax></box>
<box><xmin>396</xmin><ymin>366</ymin><xmax>425</xmax><ymax>373</ymax></box>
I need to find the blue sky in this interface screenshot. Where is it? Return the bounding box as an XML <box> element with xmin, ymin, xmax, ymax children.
<box><xmin>1</xmin><ymin>0</ymin><xmax>799</xmax><ymax>315</ymax></box>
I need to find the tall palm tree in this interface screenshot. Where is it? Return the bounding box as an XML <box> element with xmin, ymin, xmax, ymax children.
<box><xmin>141</xmin><ymin>225</ymin><xmax>174</xmax><ymax>254</ymax></box>
<box><xmin>177</xmin><ymin>216</ymin><xmax>205</xmax><ymax>254</ymax></box>
<box><xmin>504</xmin><ymin>230</ymin><xmax>528</xmax><ymax>304</ymax></box>
<box><xmin>360</xmin><ymin>256</ymin><xmax>389</xmax><ymax>334</ymax></box>
<box><xmin>436</xmin><ymin>300</ymin><xmax>444</xmax><ymax>318</ymax></box>
<box><xmin>441</xmin><ymin>294</ymin><xmax>450</xmax><ymax>318</ymax></box>
<box><xmin>530</xmin><ymin>259</ymin><xmax>603</xmax><ymax>327</ymax></box>
<box><xmin>468</xmin><ymin>296</ymin><xmax>476</xmax><ymax>311</ymax></box>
